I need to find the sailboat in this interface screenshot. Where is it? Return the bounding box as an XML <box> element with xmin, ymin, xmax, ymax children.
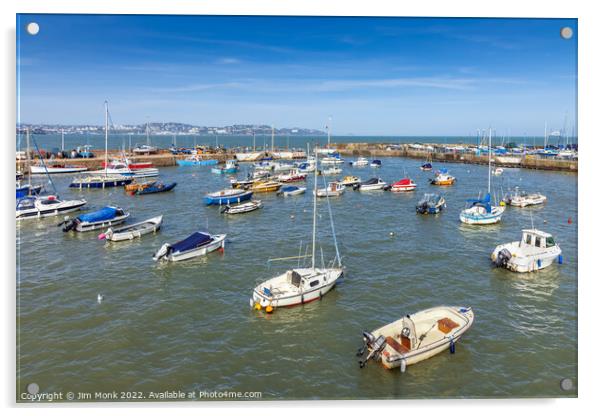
<box><xmin>250</xmin><ymin>146</ymin><xmax>344</xmax><ymax>311</ymax></box>
<box><xmin>16</xmin><ymin>129</ymin><xmax>44</xmax><ymax>198</ymax></box>
<box><xmin>459</xmin><ymin>128</ymin><xmax>505</xmax><ymax>225</ymax></box>
<box><xmin>70</xmin><ymin>101</ymin><xmax>133</xmax><ymax>189</ymax></box>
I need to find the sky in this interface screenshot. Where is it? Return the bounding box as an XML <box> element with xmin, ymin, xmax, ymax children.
<box><xmin>16</xmin><ymin>15</ymin><xmax>577</xmax><ymax>136</ymax></box>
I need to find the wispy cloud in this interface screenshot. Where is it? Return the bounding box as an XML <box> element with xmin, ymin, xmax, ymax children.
<box><xmin>216</xmin><ymin>57</ymin><xmax>241</xmax><ymax>65</ymax></box>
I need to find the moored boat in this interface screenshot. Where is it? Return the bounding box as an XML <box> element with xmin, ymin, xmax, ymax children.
<box><xmin>250</xmin><ymin>180</ymin><xmax>282</xmax><ymax>193</ymax></box>
<box><xmin>135</xmin><ymin>182</ymin><xmax>177</xmax><ymax>195</ymax></box>
<box><xmin>491</xmin><ymin>229</ymin><xmax>562</xmax><ymax>273</ymax></box>
<box><xmin>459</xmin><ymin>193</ymin><xmax>505</xmax><ymax>225</ymax></box>
<box><xmin>221</xmin><ymin>200</ymin><xmax>263</xmax><ymax>215</ymax></box>
<box><xmin>70</xmin><ymin>175</ymin><xmax>133</xmax><ymax>189</ymax></box>
<box><xmin>204</xmin><ymin>189</ymin><xmax>253</xmax><ymax>205</ymax></box>
<box><xmin>416</xmin><ymin>193</ymin><xmax>445</xmax><ymax>214</ymax></box>
<box><xmin>277</xmin><ymin>169</ymin><xmax>307</xmax><ymax>183</ymax></box>
<box><xmin>277</xmin><ymin>185</ymin><xmax>306</xmax><ymax>196</ymax></box>
<box><xmin>124</xmin><ymin>180</ymin><xmax>156</xmax><ymax>193</ymax></box>
<box><xmin>357</xmin><ymin>306</ymin><xmax>474</xmax><ymax>371</ymax></box>
<box><xmin>504</xmin><ymin>187</ymin><xmax>547</xmax><ymax>207</ymax></box>
<box><xmin>16</xmin><ymin>183</ymin><xmax>43</xmax><ymax>199</ymax></box>
<box><xmin>177</xmin><ymin>156</ymin><xmax>218</xmax><ymax>166</ymax></box>
<box><xmin>315</xmin><ymin>181</ymin><xmax>345</xmax><ymax>197</ymax></box>
<box><xmin>350</xmin><ymin>157</ymin><xmax>369</xmax><ymax>167</ymax></box>
<box><xmin>322</xmin><ymin>167</ymin><xmax>342</xmax><ymax>176</ymax></box>
<box><xmin>391</xmin><ymin>178</ymin><xmax>417</xmax><ymax>192</ymax></box>
<box><xmin>153</xmin><ymin>231</ymin><xmax>226</xmax><ymax>262</ymax></box>
<box><xmin>30</xmin><ymin>163</ymin><xmax>88</xmax><ymax>174</ymax></box>
<box><xmin>429</xmin><ymin>169</ymin><xmax>456</xmax><ymax>186</ymax></box>
<box><xmin>420</xmin><ymin>162</ymin><xmax>433</xmax><ymax>171</ymax></box>
<box><xmin>16</xmin><ymin>195</ymin><xmax>87</xmax><ymax>220</ymax></box>
<box><xmin>338</xmin><ymin>175</ymin><xmax>361</xmax><ymax>187</ymax></box>
<box><xmin>99</xmin><ymin>215</ymin><xmax>163</xmax><ymax>242</ymax></box>
<box><xmin>370</xmin><ymin>159</ymin><xmax>382</xmax><ymax>168</ymax></box>
<box><xmin>353</xmin><ymin>177</ymin><xmax>387</xmax><ymax>191</ymax></box>
<box><xmin>62</xmin><ymin>206</ymin><xmax>130</xmax><ymax>232</ymax></box>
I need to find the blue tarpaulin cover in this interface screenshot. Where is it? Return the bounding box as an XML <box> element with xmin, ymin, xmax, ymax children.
<box><xmin>78</xmin><ymin>207</ymin><xmax>117</xmax><ymax>223</ymax></box>
<box><xmin>171</xmin><ymin>232</ymin><xmax>212</xmax><ymax>253</ymax></box>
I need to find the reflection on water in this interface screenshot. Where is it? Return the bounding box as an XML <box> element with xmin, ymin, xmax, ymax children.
<box><xmin>17</xmin><ymin>156</ymin><xmax>577</xmax><ymax>399</ymax></box>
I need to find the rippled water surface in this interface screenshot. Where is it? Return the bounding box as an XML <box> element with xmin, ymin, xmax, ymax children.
<box><xmin>17</xmin><ymin>158</ymin><xmax>577</xmax><ymax>400</ymax></box>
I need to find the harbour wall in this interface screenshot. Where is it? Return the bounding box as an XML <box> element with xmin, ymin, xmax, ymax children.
<box><xmin>332</xmin><ymin>143</ymin><xmax>578</xmax><ymax>173</ymax></box>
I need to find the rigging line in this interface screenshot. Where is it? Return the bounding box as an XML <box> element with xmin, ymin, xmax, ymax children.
<box><xmin>321</xmin><ymin>174</ymin><xmax>342</xmax><ymax>267</ymax></box>
<box><xmin>32</xmin><ymin>137</ymin><xmax>59</xmax><ymax>197</ymax></box>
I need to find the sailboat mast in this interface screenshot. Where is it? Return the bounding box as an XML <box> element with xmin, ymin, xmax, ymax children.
<box><xmin>271</xmin><ymin>125</ymin><xmax>275</xmax><ymax>152</ymax></box>
<box><xmin>61</xmin><ymin>129</ymin><xmax>65</xmax><ymax>151</ymax></box>
<box><xmin>312</xmin><ymin>145</ymin><xmax>318</xmax><ymax>269</ymax></box>
<box><xmin>488</xmin><ymin>127</ymin><xmax>492</xmax><ymax>194</ymax></box>
<box><xmin>327</xmin><ymin>117</ymin><xmax>331</xmax><ymax>149</ymax></box>
<box><xmin>146</xmin><ymin>121</ymin><xmax>150</xmax><ymax>146</ymax></box>
<box><xmin>104</xmin><ymin>100</ymin><xmax>109</xmax><ymax>177</ymax></box>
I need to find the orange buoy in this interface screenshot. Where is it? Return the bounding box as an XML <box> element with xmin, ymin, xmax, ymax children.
<box><xmin>266</xmin><ymin>305</ymin><xmax>274</xmax><ymax>313</ymax></box>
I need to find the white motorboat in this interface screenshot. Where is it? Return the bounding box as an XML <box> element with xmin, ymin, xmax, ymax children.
<box><xmin>30</xmin><ymin>164</ymin><xmax>88</xmax><ymax>174</ymax></box>
<box><xmin>354</xmin><ymin>177</ymin><xmax>387</xmax><ymax>191</ymax></box>
<box><xmin>492</xmin><ymin>167</ymin><xmax>504</xmax><ymax>176</ymax></box>
<box><xmin>221</xmin><ymin>200</ymin><xmax>262</xmax><ymax>215</ymax></box>
<box><xmin>315</xmin><ymin>181</ymin><xmax>345</xmax><ymax>197</ymax></box>
<box><xmin>90</xmin><ymin>159</ymin><xmax>159</xmax><ymax>178</ymax></box>
<box><xmin>99</xmin><ymin>215</ymin><xmax>163</xmax><ymax>242</ymax></box>
<box><xmin>338</xmin><ymin>176</ymin><xmax>361</xmax><ymax>187</ymax></box>
<box><xmin>132</xmin><ymin>144</ymin><xmax>158</xmax><ymax>154</ymax></box>
<box><xmin>250</xmin><ymin>145</ymin><xmax>344</xmax><ymax>312</ymax></box>
<box><xmin>357</xmin><ymin>306</ymin><xmax>474</xmax><ymax>371</ymax></box>
<box><xmin>321</xmin><ymin>155</ymin><xmax>344</xmax><ymax>165</ymax></box>
<box><xmin>322</xmin><ymin>167</ymin><xmax>342</xmax><ymax>176</ymax></box>
<box><xmin>350</xmin><ymin>157</ymin><xmax>369</xmax><ymax>167</ymax></box>
<box><xmin>391</xmin><ymin>178</ymin><xmax>417</xmax><ymax>192</ymax></box>
<box><xmin>153</xmin><ymin>232</ymin><xmax>226</xmax><ymax>262</ymax></box>
<box><xmin>16</xmin><ymin>195</ymin><xmax>87</xmax><ymax>220</ymax></box>
<box><xmin>491</xmin><ymin>229</ymin><xmax>562</xmax><ymax>273</ymax></box>
<box><xmin>277</xmin><ymin>168</ymin><xmax>307</xmax><ymax>183</ymax></box>
<box><xmin>273</xmin><ymin>161</ymin><xmax>296</xmax><ymax>172</ymax></box>
<box><xmin>277</xmin><ymin>185</ymin><xmax>306</xmax><ymax>196</ymax></box>
<box><xmin>504</xmin><ymin>188</ymin><xmax>547</xmax><ymax>207</ymax></box>
<box><xmin>62</xmin><ymin>206</ymin><xmax>130</xmax><ymax>232</ymax></box>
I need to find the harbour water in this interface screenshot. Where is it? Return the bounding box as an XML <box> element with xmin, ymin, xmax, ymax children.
<box><xmin>16</xmin><ymin>157</ymin><xmax>577</xmax><ymax>400</ymax></box>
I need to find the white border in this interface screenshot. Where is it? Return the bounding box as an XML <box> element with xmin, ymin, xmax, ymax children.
<box><xmin>2</xmin><ymin>1</ymin><xmax>599</xmax><ymax>415</ymax></box>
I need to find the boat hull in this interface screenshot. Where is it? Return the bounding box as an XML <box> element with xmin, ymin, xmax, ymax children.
<box><xmin>204</xmin><ymin>190</ymin><xmax>253</xmax><ymax>205</ymax></box>
<box><xmin>70</xmin><ymin>177</ymin><xmax>132</xmax><ymax>188</ymax></box>
<box><xmin>30</xmin><ymin>165</ymin><xmax>88</xmax><ymax>174</ymax></box>
<box><xmin>103</xmin><ymin>216</ymin><xmax>163</xmax><ymax>241</ymax></box>
<box><xmin>168</xmin><ymin>234</ymin><xmax>226</xmax><ymax>262</ymax></box>
<box><xmin>16</xmin><ymin>200</ymin><xmax>87</xmax><ymax>220</ymax></box>
<box><xmin>491</xmin><ymin>242</ymin><xmax>561</xmax><ymax>273</ymax></box>
<box><xmin>74</xmin><ymin>214</ymin><xmax>130</xmax><ymax>232</ymax></box>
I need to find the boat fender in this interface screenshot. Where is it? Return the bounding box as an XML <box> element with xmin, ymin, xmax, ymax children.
<box><xmin>400</xmin><ymin>358</ymin><xmax>407</xmax><ymax>373</ymax></box>
<box><xmin>537</xmin><ymin>259</ymin><xmax>542</xmax><ymax>269</ymax></box>
<box><xmin>558</xmin><ymin>255</ymin><xmax>563</xmax><ymax>264</ymax></box>
<box><xmin>319</xmin><ymin>291</ymin><xmax>323</xmax><ymax>300</ymax></box>
<box><xmin>300</xmin><ymin>294</ymin><xmax>304</xmax><ymax>304</ymax></box>
<box><xmin>449</xmin><ymin>337</ymin><xmax>455</xmax><ymax>354</ymax></box>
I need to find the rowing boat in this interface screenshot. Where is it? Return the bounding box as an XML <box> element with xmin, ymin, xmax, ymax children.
<box><xmin>99</xmin><ymin>215</ymin><xmax>163</xmax><ymax>241</ymax></box>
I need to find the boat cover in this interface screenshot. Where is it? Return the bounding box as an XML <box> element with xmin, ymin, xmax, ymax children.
<box><xmin>171</xmin><ymin>232</ymin><xmax>212</xmax><ymax>253</ymax></box>
<box><xmin>79</xmin><ymin>207</ymin><xmax>118</xmax><ymax>222</ymax></box>
<box><xmin>281</xmin><ymin>186</ymin><xmax>299</xmax><ymax>192</ymax></box>
<box><xmin>438</xmin><ymin>168</ymin><xmax>448</xmax><ymax>174</ymax></box>
<box><xmin>465</xmin><ymin>193</ymin><xmax>492</xmax><ymax>213</ymax></box>
<box><xmin>371</xmin><ymin>160</ymin><xmax>382</xmax><ymax>164</ymax></box>
<box><xmin>363</xmin><ymin>178</ymin><xmax>380</xmax><ymax>185</ymax></box>
<box><xmin>394</xmin><ymin>178</ymin><xmax>412</xmax><ymax>186</ymax></box>
<box><xmin>422</xmin><ymin>162</ymin><xmax>432</xmax><ymax>167</ymax></box>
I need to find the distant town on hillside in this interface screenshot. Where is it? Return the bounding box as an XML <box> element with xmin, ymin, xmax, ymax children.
<box><xmin>16</xmin><ymin>123</ymin><xmax>326</xmax><ymax>136</ymax></box>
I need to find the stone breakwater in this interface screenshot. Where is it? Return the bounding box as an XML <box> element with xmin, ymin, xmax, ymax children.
<box><xmin>332</xmin><ymin>143</ymin><xmax>578</xmax><ymax>172</ymax></box>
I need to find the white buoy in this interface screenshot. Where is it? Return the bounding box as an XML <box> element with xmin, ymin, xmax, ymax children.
<box><xmin>290</xmin><ymin>214</ymin><xmax>295</xmax><ymax>219</ymax></box>
<box><xmin>97</xmin><ymin>294</ymin><xmax>104</xmax><ymax>304</ymax></box>
<box><xmin>389</xmin><ymin>232</ymin><xmax>395</xmax><ymax>237</ymax></box>
<box><xmin>400</xmin><ymin>358</ymin><xmax>407</xmax><ymax>373</ymax></box>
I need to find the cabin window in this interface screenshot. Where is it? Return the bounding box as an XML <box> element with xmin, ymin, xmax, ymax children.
<box><xmin>535</xmin><ymin>237</ymin><xmax>541</xmax><ymax>248</ymax></box>
<box><xmin>546</xmin><ymin>237</ymin><xmax>556</xmax><ymax>248</ymax></box>
<box><xmin>525</xmin><ymin>234</ymin><xmax>532</xmax><ymax>245</ymax></box>
<box><xmin>309</xmin><ymin>280</ymin><xmax>319</xmax><ymax>287</ymax></box>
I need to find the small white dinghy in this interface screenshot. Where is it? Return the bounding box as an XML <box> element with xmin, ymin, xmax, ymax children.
<box><xmin>322</xmin><ymin>167</ymin><xmax>342</xmax><ymax>176</ymax></box>
<box><xmin>357</xmin><ymin>306</ymin><xmax>474</xmax><ymax>372</ymax></box>
<box><xmin>99</xmin><ymin>215</ymin><xmax>163</xmax><ymax>242</ymax></box>
<box><xmin>277</xmin><ymin>185</ymin><xmax>306</xmax><ymax>196</ymax></box>
<box><xmin>491</xmin><ymin>229</ymin><xmax>562</xmax><ymax>273</ymax></box>
<box><xmin>221</xmin><ymin>200</ymin><xmax>262</xmax><ymax>215</ymax></box>
<box><xmin>505</xmin><ymin>188</ymin><xmax>547</xmax><ymax>207</ymax></box>
<box><xmin>153</xmin><ymin>231</ymin><xmax>226</xmax><ymax>262</ymax></box>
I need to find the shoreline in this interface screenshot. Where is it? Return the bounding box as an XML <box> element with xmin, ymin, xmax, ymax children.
<box><xmin>16</xmin><ymin>142</ymin><xmax>578</xmax><ymax>173</ymax></box>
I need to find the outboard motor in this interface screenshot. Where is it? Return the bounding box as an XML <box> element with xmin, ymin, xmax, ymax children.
<box><xmin>416</xmin><ymin>202</ymin><xmax>428</xmax><ymax>214</ymax></box>
<box><xmin>495</xmin><ymin>248</ymin><xmax>512</xmax><ymax>268</ymax></box>
<box><xmin>153</xmin><ymin>243</ymin><xmax>172</xmax><ymax>262</ymax></box>
<box><xmin>62</xmin><ymin>220</ymin><xmax>75</xmax><ymax>232</ymax></box>
<box><xmin>359</xmin><ymin>333</ymin><xmax>386</xmax><ymax>368</ymax></box>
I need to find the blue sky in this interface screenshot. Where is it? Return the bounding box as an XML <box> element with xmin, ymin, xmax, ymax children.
<box><xmin>17</xmin><ymin>15</ymin><xmax>577</xmax><ymax>135</ymax></box>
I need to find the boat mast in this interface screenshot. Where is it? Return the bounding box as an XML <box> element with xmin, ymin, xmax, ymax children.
<box><xmin>312</xmin><ymin>145</ymin><xmax>318</xmax><ymax>269</ymax></box>
<box><xmin>61</xmin><ymin>129</ymin><xmax>65</xmax><ymax>152</ymax></box>
<box><xmin>26</xmin><ymin>128</ymin><xmax>31</xmax><ymax>187</ymax></box>
<box><xmin>271</xmin><ymin>125</ymin><xmax>275</xmax><ymax>153</ymax></box>
<box><xmin>253</xmin><ymin>130</ymin><xmax>256</xmax><ymax>151</ymax></box>
<box><xmin>544</xmin><ymin>121</ymin><xmax>547</xmax><ymax>150</ymax></box>
<box><xmin>104</xmin><ymin>100</ymin><xmax>109</xmax><ymax>178</ymax></box>
<box><xmin>146</xmin><ymin>120</ymin><xmax>150</xmax><ymax>146</ymax></box>
<box><xmin>488</xmin><ymin>127</ymin><xmax>492</xmax><ymax>194</ymax></box>
<box><xmin>327</xmin><ymin>116</ymin><xmax>332</xmax><ymax>149</ymax></box>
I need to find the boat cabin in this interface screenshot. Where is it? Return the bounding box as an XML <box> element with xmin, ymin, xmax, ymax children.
<box><xmin>521</xmin><ymin>229</ymin><xmax>556</xmax><ymax>249</ymax></box>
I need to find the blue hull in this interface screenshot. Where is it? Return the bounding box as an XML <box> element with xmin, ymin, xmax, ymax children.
<box><xmin>16</xmin><ymin>184</ymin><xmax>43</xmax><ymax>199</ymax></box>
<box><xmin>69</xmin><ymin>179</ymin><xmax>132</xmax><ymax>188</ymax></box>
<box><xmin>137</xmin><ymin>182</ymin><xmax>177</xmax><ymax>195</ymax></box>
<box><xmin>204</xmin><ymin>191</ymin><xmax>253</xmax><ymax>206</ymax></box>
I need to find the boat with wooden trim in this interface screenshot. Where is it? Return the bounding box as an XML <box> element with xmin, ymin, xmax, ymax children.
<box><xmin>135</xmin><ymin>182</ymin><xmax>177</xmax><ymax>195</ymax></box>
<box><xmin>125</xmin><ymin>180</ymin><xmax>156</xmax><ymax>193</ymax></box>
<box><xmin>357</xmin><ymin>306</ymin><xmax>474</xmax><ymax>371</ymax></box>
<box><xmin>221</xmin><ymin>200</ymin><xmax>263</xmax><ymax>215</ymax></box>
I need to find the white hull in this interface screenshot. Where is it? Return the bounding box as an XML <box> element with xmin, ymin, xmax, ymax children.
<box><xmin>103</xmin><ymin>215</ymin><xmax>163</xmax><ymax>241</ymax></box>
<box><xmin>281</xmin><ymin>188</ymin><xmax>306</xmax><ymax>196</ymax></box>
<box><xmin>459</xmin><ymin>206</ymin><xmax>505</xmax><ymax>225</ymax></box>
<box><xmin>235</xmin><ymin>152</ymin><xmax>264</xmax><ymax>162</ymax></box>
<box><xmin>76</xmin><ymin>213</ymin><xmax>130</xmax><ymax>232</ymax></box>
<box><xmin>251</xmin><ymin>268</ymin><xmax>343</xmax><ymax>308</ymax></box>
<box><xmin>168</xmin><ymin>234</ymin><xmax>226</xmax><ymax>262</ymax></box>
<box><xmin>495</xmin><ymin>156</ymin><xmax>522</xmax><ymax>165</ymax></box>
<box><xmin>491</xmin><ymin>241</ymin><xmax>561</xmax><ymax>273</ymax></box>
<box><xmin>30</xmin><ymin>165</ymin><xmax>88</xmax><ymax>174</ymax></box>
<box><xmin>359</xmin><ymin>183</ymin><xmax>385</xmax><ymax>191</ymax></box>
<box><xmin>16</xmin><ymin>199</ymin><xmax>87</xmax><ymax>220</ymax></box>
<box><xmin>510</xmin><ymin>195</ymin><xmax>547</xmax><ymax>207</ymax></box>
